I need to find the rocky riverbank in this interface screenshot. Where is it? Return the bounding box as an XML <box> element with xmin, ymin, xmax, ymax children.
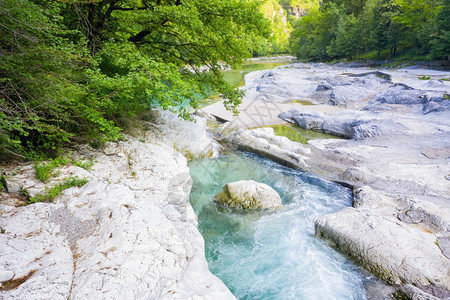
<box><xmin>209</xmin><ymin>63</ymin><xmax>450</xmax><ymax>299</ymax></box>
<box><xmin>0</xmin><ymin>110</ymin><xmax>234</xmax><ymax>299</ymax></box>
<box><xmin>1</xmin><ymin>61</ymin><xmax>449</xmax><ymax>299</ymax></box>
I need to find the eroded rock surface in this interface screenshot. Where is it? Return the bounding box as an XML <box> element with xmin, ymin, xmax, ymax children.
<box><xmin>217</xmin><ymin>63</ymin><xmax>450</xmax><ymax>297</ymax></box>
<box><xmin>215</xmin><ymin>180</ymin><xmax>282</xmax><ymax>210</ymax></box>
<box><xmin>0</xmin><ymin>120</ymin><xmax>234</xmax><ymax>299</ymax></box>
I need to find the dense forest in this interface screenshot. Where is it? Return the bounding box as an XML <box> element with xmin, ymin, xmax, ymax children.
<box><xmin>0</xmin><ymin>0</ymin><xmax>448</xmax><ymax>160</ymax></box>
<box><xmin>289</xmin><ymin>0</ymin><xmax>450</xmax><ymax>61</ymax></box>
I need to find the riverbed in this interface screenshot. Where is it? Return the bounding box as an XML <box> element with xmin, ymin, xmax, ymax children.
<box><xmin>189</xmin><ymin>151</ymin><xmax>373</xmax><ymax>299</ymax></box>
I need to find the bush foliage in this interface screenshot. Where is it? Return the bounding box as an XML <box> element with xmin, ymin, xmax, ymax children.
<box><xmin>0</xmin><ymin>0</ymin><xmax>270</xmax><ymax>159</ymax></box>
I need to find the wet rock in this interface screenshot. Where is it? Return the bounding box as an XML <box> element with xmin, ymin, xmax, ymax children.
<box><xmin>322</xmin><ymin>118</ymin><xmax>356</xmax><ymax>138</ymax></box>
<box><xmin>353</xmin><ymin>186</ymin><xmax>385</xmax><ymax>209</ymax></box>
<box><xmin>279</xmin><ymin>108</ymin><xmax>379</xmax><ymax>139</ymax></box>
<box><xmin>279</xmin><ymin>109</ymin><xmax>326</xmax><ymax>131</ymax></box>
<box><xmin>364</xmin><ymin>280</ymin><xmax>397</xmax><ymax>300</ymax></box>
<box><xmin>222</xmin><ymin>127</ymin><xmax>309</xmax><ymax>170</ymax></box>
<box><xmin>396</xmin><ymin>284</ymin><xmax>440</xmax><ymax>300</ymax></box>
<box><xmin>215</xmin><ymin>180</ymin><xmax>283</xmax><ymax>210</ymax></box>
<box><xmin>350</xmin><ymin>71</ymin><xmax>392</xmax><ymax>82</ymax></box>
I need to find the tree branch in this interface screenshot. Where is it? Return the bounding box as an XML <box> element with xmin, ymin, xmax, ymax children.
<box><xmin>111</xmin><ymin>6</ymin><xmax>148</xmax><ymax>11</ymax></box>
<box><xmin>128</xmin><ymin>30</ymin><xmax>151</xmax><ymax>43</ymax></box>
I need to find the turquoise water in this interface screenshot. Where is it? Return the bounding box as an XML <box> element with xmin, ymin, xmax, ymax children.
<box><xmin>189</xmin><ymin>151</ymin><xmax>370</xmax><ymax>300</ymax></box>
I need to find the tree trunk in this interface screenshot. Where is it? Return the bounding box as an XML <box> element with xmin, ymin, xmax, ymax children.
<box><xmin>87</xmin><ymin>3</ymin><xmax>96</xmax><ymax>56</ymax></box>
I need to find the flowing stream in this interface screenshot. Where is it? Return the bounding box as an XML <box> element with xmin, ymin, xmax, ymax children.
<box><xmin>189</xmin><ymin>151</ymin><xmax>373</xmax><ymax>299</ymax></box>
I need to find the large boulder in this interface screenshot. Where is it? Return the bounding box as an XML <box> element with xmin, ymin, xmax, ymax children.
<box><xmin>315</xmin><ymin>207</ymin><xmax>450</xmax><ymax>290</ymax></box>
<box><xmin>215</xmin><ymin>180</ymin><xmax>283</xmax><ymax>210</ymax></box>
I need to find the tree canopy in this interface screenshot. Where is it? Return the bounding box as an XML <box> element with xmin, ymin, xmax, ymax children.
<box><xmin>290</xmin><ymin>0</ymin><xmax>450</xmax><ymax>61</ymax></box>
<box><xmin>0</xmin><ymin>0</ymin><xmax>270</xmax><ymax>159</ymax></box>
<box><xmin>2</xmin><ymin>0</ymin><xmax>448</xmax><ymax>159</ymax></box>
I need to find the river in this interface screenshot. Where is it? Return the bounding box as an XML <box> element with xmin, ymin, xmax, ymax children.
<box><xmin>189</xmin><ymin>151</ymin><xmax>373</xmax><ymax>299</ymax></box>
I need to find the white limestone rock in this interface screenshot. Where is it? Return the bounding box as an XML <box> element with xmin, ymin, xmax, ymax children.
<box><xmin>222</xmin><ymin>128</ymin><xmax>310</xmax><ymax>170</ymax></box>
<box><xmin>315</xmin><ymin>208</ymin><xmax>450</xmax><ymax>290</ymax></box>
<box><xmin>352</xmin><ymin>186</ymin><xmax>386</xmax><ymax>209</ymax></box>
<box><xmin>0</xmin><ymin>138</ymin><xmax>235</xmax><ymax>300</ymax></box>
<box><xmin>215</xmin><ymin>180</ymin><xmax>282</xmax><ymax>210</ymax></box>
<box><xmin>145</xmin><ymin>109</ymin><xmax>221</xmax><ymax>159</ymax></box>
<box><xmin>0</xmin><ymin>203</ymin><xmax>74</xmax><ymax>300</ymax></box>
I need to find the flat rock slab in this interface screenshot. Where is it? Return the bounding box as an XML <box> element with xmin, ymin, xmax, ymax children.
<box><xmin>201</xmin><ymin>98</ymin><xmax>343</xmax><ymax>129</ymax></box>
<box><xmin>315</xmin><ymin>208</ymin><xmax>450</xmax><ymax>290</ymax></box>
<box><xmin>421</xmin><ymin>147</ymin><xmax>450</xmax><ymax>159</ymax></box>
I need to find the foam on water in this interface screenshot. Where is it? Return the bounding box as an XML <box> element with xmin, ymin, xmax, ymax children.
<box><xmin>189</xmin><ymin>151</ymin><xmax>371</xmax><ymax>299</ymax></box>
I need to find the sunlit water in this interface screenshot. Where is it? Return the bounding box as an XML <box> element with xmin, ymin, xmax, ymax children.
<box><xmin>189</xmin><ymin>151</ymin><xmax>372</xmax><ymax>300</ymax></box>
<box><xmin>198</xmin><ymin>59</ymin><xmax>292</xmax><ymax>107</ymax></box>
<box><xmin>222</xmin><ymin>60</ymin><xmax>291</xmax><ymax>88</ymax></box>
<box><xmin>264</xmin><ymin>124</ymin><xmax>344</xmax><ymax>144</ymax></box>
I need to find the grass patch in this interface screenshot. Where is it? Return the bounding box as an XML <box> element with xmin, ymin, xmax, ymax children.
<box><xmin>73</xmin><ymin>158</ymin><xmax>95</xmax><ymax>170</ymax></box>
<box><xmin>34</xmin><ymin>156</ymin><xmax>71</xmax><ymax>182</ymax></box>
<box><xmin>34</xmin><ymin>154</ymin><xmax>94</xmax><ymax>183</ymax></box>
<box><xmin>0</xmin><ymin>173</ymin><xmax>6</xmax><ymax>194</ymax></box>
<box><xmin>440</xmin><ymin>77</ymin><xmax>450</xmax><ymax>81</ymax></box>
<box><xmin>418</xmin><ymin>75</ymin><xmax>431</xmax><ymax>80</ymax></box>
<box><xmin>29</xmin><ymin>176</ymin><xmax>89</xmax><ymax>203</ymax></box>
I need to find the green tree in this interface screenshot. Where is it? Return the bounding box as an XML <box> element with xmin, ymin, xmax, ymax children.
<box><xmin>0</xmin><ymin>0</ymin><xmax>105</xmax><ymax>158</ymax></box>
<box><xmin>326</xmin><ymin>14</ymin><xmax>358</xmax><ymax>58</ymax></box>
<box><xmin>0</xmin><ymin>0</ymin><xmax>270</xmax><ymax>159</ymax></box>
<box><xmin>74</xmin><ymin>0</ymin><xmax>270</xmax><ymax>112</ymax></box>
<box><xmin>429</xmin><ymin>0</ymin><xmax>450</xmax><ymax>59</ymax></box>
<box><xmin>289</xmin><ymin>0</ymin><xmax>444</xmax><ymax>60</ymax></box>
<box><xmin>393</xmin><ymin>0</ymin><xmax>441</xmax><ymax>54</ymax></box>
<box><xmin>262</xmin><ymin>0</ymin><xmax>293</xmax><ymax>53</ymax></box>
<box><xmin>322</xmin><ymin>0</ymin><xmax>368</xmax><ymax>16</ymax></box>
<box><xmin>369</xmin><ymin>0</ymin><xmax>402</xmax><ymax>56</ymax></box>
<box><xmin>290</xmin><ymin>3</ymin><xmax>342</xmax><ymax>60</ymax></box>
